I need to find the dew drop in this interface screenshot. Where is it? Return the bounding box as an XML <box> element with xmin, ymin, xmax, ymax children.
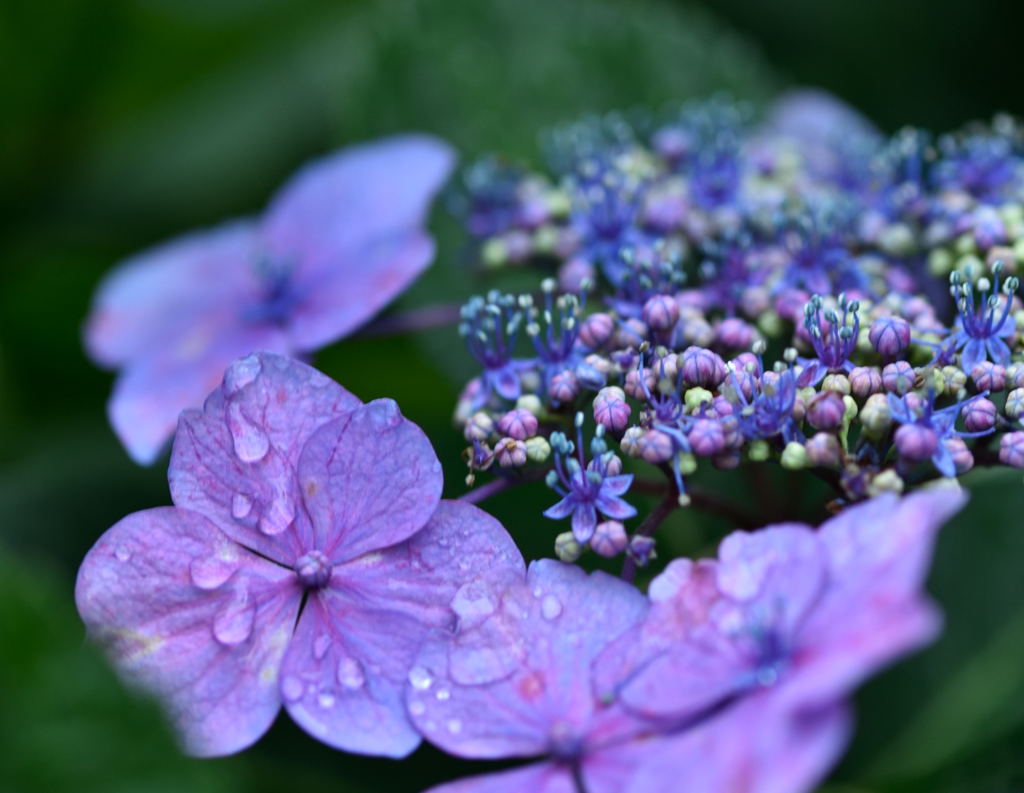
<box><xmin>224</xmin><ymin>355</ymin><xmax>262</xmax><ymax>395</ymax></box>
<box><xmin>336</xmin><ymin>656</ymin><xmax>365</xmax><ymax>689</ymax></box>
<box><xmin>408</xmin><ymin>666</ymin><xmax>433</xmax><ymax>690</ymax></box>
<box><xmin>114</xmin><ymin>545</ymin><xmax>131</xmax><ymax>563</ymax></box>
<box><xmin>312</xmin><ymin>633</ymin><xmax>331</xmax><ymax>661</ymax></box>
<box><xmin>317</xmin><ymin>692</ymin><xmax>336</xmax><ymax>710</ymax></box>
<box><xmin>431</xmin><ymin>460</ymin><xmax>442</xmax><ymax>474</ymax></box>
<box><xmin>212</xmin><ymin>599</ymin><xmax>256</xmax><ymax>645</ymax></box>
<box><xmin>189</xmin><ymin>556</ymin><xmax>235</xmax><ymax>590</ymax></box>
<box><xmin>450</xmin><ymin>581</ymin><xmax>497</xmax><ymax>628</ymax></box>
<box><xmin>409</xmin><ymin>701</ymin><xmax>426</xmax><ymax>716</ymax></box>
<box><xmin>228</xmin><ymin>402</ymin><xmax>270</xmax><ymax>463</ymax></box>
<box><xmin>532</xmin><ymin>586</ymin><xmax>543</xmax><ymax>598</ymax></box>
<box><xmin>446</xmin><ymin>718</ymin><xmax>463</xmax><ymax>735</ymax></box>
<box><xmin>541</xmin><ymin>594</ymin><xmax>563</xmax><ymax>621</ymax></box>
<box><xmin>282</xmin><ymin>675</ymin><xmax>304</xmax><ymax>702</ymax></box>
<box><xmin>369</xmin><ymin>399</ymin><xmax>401</xmax><ymax>430</ymax></box>
<box><xmin>231</xmin><ymin>492</ymin><xmax>253</xmax><ymax>520</ymax></box>
<box><xmin>435</xmin><ymin>688</ymin><xmax>450</xmax><ymax>701</ymax></box>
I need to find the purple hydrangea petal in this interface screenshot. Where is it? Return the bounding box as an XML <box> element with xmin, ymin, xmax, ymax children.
<box><xmin>262</xmin><ymin>134</ymin><xmax>455</xmax><ymax>275</ymax></box>
<box><xmin>280</xmin><ymin>594</ymin><xmax>427</xmax><ymax>757</ymax></box>
<box><xmin>407</xmin><ymin>561</ymin><xmax>648</xmax><ymax>759</ymax></box>
<box><xmin>422</xmin><ymin>762</ymin><xmax>574</xmax><ymax>793</ymax></box>
<box><xmin>169</xmin><ymin>353</ymin><xmax>360</xmax><ymax>563</ymax></box>
<box><xmin>295</xmin><ymin>399</ymin><xmax>443</xmax><ymax>563</ymax></box>
<box><xmin>84</xmin><ymin>220</ymin><xmax>259</xmax><ymax>368</ymax></box>
<box><xmin>74</xmin><ymin>507</ymin><xmax>300</xmax><ymax>757</ymax></box>
<box><xmin>624</xmin><ymin>697</ymin><xmax>851</xmax><ymax>793</ymax></box>
<box><xmin>601</xmin><ymin>474</ymin><xmax>634</xmax><ymax>497</ymax></box>
<box><xmin>594</xmin><ymin>493</ymin><xmax>637</xmax><ymax>521</ymax></box>
<box><xmin>986</xmin><ymin>335</ymin><xmax>1012</xmax><ymax>364</ymax></box>
<box><xmin>330</xmin><ymin>500</ymin><xmax>525</xmax><ymax>630</ymax></box>
<box><xmin>542</xmin><ymin>495</ymin><xmax>576</xmax><ymax>521</ymax></box>
<box><xmin>765</xmin><ymin>90</ymin><xmax>878</xmax><ymax>146</ymax></box>
<box><xmin>571</xmin><ymin>502</ymin><xmax>599</xmax><ymax>542</ymax></box>
<box><xmin>960</xmin><ymin>337</ymin><xmax>986</xmax><ymax>375</ymax></box>
<box><xmin>286</xmin><ymin>232</ymin><xmax>437</xmax><ymax>352</ymax></box>
<box><xmin>930</xmin><ymin>441</ymin><xmax>956</xmax><ymax>478</ymax></box>
<box><xmin>110</xmin><ymin>325</ymin><xmax>291</xmax><ymax>465</ymax></box>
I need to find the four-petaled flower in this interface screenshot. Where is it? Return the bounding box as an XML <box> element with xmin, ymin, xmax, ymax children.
<box><xmin>85</xmin><ymin>136</ymin><xmax>455</xmax><ymax>464</ymax></box>
<box><xmin>76</xmin><ymin>352</ymin><xmax>522</xmax><ymax>757</ymax></box>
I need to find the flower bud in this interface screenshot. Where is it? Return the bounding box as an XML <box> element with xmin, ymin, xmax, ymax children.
<box><xmin>748</xmin><ymin>439</ymin><xmax>770</xmax><ymax>462</ymax></box>
<box><xmin>579</xmin><ymin>312</ymin><xmax>616</xmax><ymax>349</ymax></box>
<box><xmin>944</xmin><ymin>437</ymin><xmax>974</xmax><ymax>474</ymax></box>
<box><xmin>868</xmin><ymin>316</ymin><xmax>911</xmax><ymax>360</ymax></box>
<box><xmin>1006</xmin><ymin>388</ymin><xmax>1024</xmax><ymax>419</ymax></box>
<box><xmin>495</xmin><ymin>437</ymin><xmax>528</xmax><ymax>468</ymax></box>
<box><xmin>680</xmin><ymin>346</ymin><xmax>727</xmax><ymax>388</ymax></box>
<box><xmin>806</xmin><ymin>432</ymin><xmax>841</xmax><ymax>468</ymax></box>
<box><xmin>1006</xmin><ymin>362</ymin><xmax>1024</xmax><ymax>389</ymax></box>
<box><xmin>525</xmin><ymin>436</ymin><xmax>551</xmax><ymax>463</ymax></box>
<box><xmin>591</xmin><ymin>520</ymin><xmax>628</xmax><ymax>558</ymax></box>
<box><xmin>807</xmin><ymin>391</ymin><xmax>846</xmax><ymax>431</ymax></box>
<box><xmin>687</xmin><ymin>419</ymin><xmax>726</xmax><ymax>457</ymax></box>
<box><xmin>628</xmin><ymin>535</ymin><xmax>657</xmax><ymax>567</ymax></box>
<box><xmin>894</xmin><ymin>423</ymin><xmax>939</xmax><ymax>462</ymax></box>
<box><xmin>940</xmin><ymin>365</ymin><xmax>967</xmax><ymax>397</ymax></box>
<box><xmin>497</xmin><ymin>408</ymin><xmax>538</xmax><ymax>440</ymax></box>
<box><xmin>821</xmin><ymin>373</ymin><xmax>851</xmax><ymax>396</ymax></box>
<box><xmin>866</xmin><ymin>469</ymin><xmax>905</xmax><ymax>497</ymax></box>
<box><xmin>623</xmin><ymin>367</ymin><xmax>656</xmax><ymax>400</ymax></box>
<box><xmin>549</xmin><ymin>371</ymin><xmax>581</xmax><ymax>403</ymax></box>
<box><xmin>1000</xmin><ymin>431</ymin><xmax>1024</xmax><ymax>468</ymax></box>
<box><xmin>882</xmin><ymin>361</ymin><xmax>916</xmax><ymax>394</ymax></box>
<box><xmin>684</xmin><ymin>387</ymin><xmax>714</xmax><ymax>412</ymax></box>
<box><xmin>963</xmin><ymin>397</ymin><xmax>997</xmax><ymax>432</ymax></box>
<box><xmin>620</xmin><ymin>426</ymin><xmax>645</xmax><ymax>457</ymax></box>
<box><xmin>781</xmin><ymin>441</ymin><xmax>808</xmax><ymax>469</ymax></box>
<box><xmin>558</xmin><ymin>257</ymin><xmax>595</xmax><ymax>293</ymax></box>
<box><xmin>971</xmin><ymin>361</ymin><xmax>1007</xmax><ymax>392</ymax></box>
<box><xmin>637</xmin><ymin>429</ymin><xmax>675</xmax><ymax>464</ymax></box>
<box><xmin>516</xmin><ymin>394</ymin><xmax>544</xmax><ymax>416</ymax></box>
<box><xmin>642</xmin><ymin>294</ymin><xmax>680</xmax><ymax>333</ymax></box>
<box><xmin>716</xmin><ymin>317</ymin><xmax>755</xmax><ymax>349</ymax></box>
<box><xmin>849</xmin><ymin>366</ymin><xmax>882</xmax><ymax>398</ymax></box>
<box><xmin>555</xmin><ymin>531</ymin><xmax>583</xmax><ymax>563</ymax></box>
<box><xmin>859</xmin><ymin>393</ymin><xmax>892</xmax><ymax>435</ymax></box>
<box><xmin>464</xmin><ymin>411</ymin><xmax>495</xmax><ymax>442</ymax></box>
<box><xmin>593</xmin><ymin>386</ymin><xmax>631</xmax><ymax>433</ymax></box>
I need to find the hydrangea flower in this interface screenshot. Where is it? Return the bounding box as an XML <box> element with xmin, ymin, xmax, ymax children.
<box><xmin>594</xmin><ymin>489</ymin><xmax>965</xmax><ymax>738</ymax></box>
<box><xmin>406</xmin><ymin>560</ymin><xmax>652</xmax><ymax>793</ymax></box>
<box><xmin>75</xmin><ymin>352</ymin><xmax>522</xmax><ymax>757</ymax></box>
<box><xmin>85</xmin><ymin>136</ymin><xmax>455</xmax><ymax>464</ymax></box>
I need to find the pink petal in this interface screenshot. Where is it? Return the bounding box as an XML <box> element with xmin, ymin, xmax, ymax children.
<box><xmin>75</xmin><ymin>507</ymin><xmax>301</xmax><ymax>757</ymax></box>
<box><xmin>295</xmin><ymin>399</ymin><xmax>442</xmax><ymax>562</ymax></box>
<box><xmin>330</xmin><ymin>500</ymin><xmax>525</xmax><ymax>630</ymax></box>
<box><xmin>407</xmin><ymin>561</ymin><xmax>648</xmax><ymax>759</ymax></box>
<box><xmin>169</xmin><ymin>353</ymin><xmax>360</xmax><ymax>563</ymax></box>
<box><xmin>84</xmin><ymin>220</ymin><xmax>259</xmax><ymax>368</ymax></box>
<box><xmin>279</xmin><ymin>593</ymin><xmax>426</xmax><ymax>757</ymax></box>
<box><xmin>262</xmin><ymin>134</ymin><xmax>455</xmax><ymax>277</ymax></box>
<box><xmin>422</xmin><ymin>762</ymin><xmax>575</xmax><ymax>793</ymax></box>
<box><xmin>110</xmin><ymin>327</ymin><xmax>290</xmax><ymax>466</ymax></box>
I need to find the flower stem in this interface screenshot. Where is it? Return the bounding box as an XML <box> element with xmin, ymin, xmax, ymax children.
<box><xmin>356</xmin><ymin>303</ymin><xmax>462</xmax><ymax>338</ymax></box>
<box><xmin>621</xmin><ymin>489</ymin><xmax>679</xmax><ymax>583</ymax></box>
<box><xmin>457</xmin><ymin>477</ymin><xmax>513</xmax><ymax>504</ymax></box>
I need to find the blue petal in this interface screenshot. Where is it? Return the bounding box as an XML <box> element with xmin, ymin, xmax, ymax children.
<box><xmin>931</xmin><ymin>442</ymin><xmax>956</xmax><ymax>478</ymax></box>
<box><xmin>960</xmin><ymin>338</ymin><xmax>986</xmax><ymax>375</ymax></box>
<box><xmin>572</xmin><ymin>503</ymin><xmax>598</xmax><ymax>543</ymax></box>
<box><xmin>596</xmin><ymin>493</ymin><xmax>638</xmax><ymax>521</ymax></box>
<box><xmin>986</xmin><ymin>336</ymin><xmax>1011</xmax><ymax>366</ymax></box>
<box><xmin>796</xmin><ymin>362</ymin><xmax>824</xmax><ymax>388</ymax></box>
<box><xmin>886</xmin><ymin>393</ymin><xmax>914</xmax><ymax>424</ymax></box>
<box><xmin>602</xmin><ymin>474</ymin><xmax>634</xmax><ymax>497</ymax></box>
<box><xmin>543</xmin><ymin>495</ymin><xmax>576</xmax><ymax>521</ymax></box>
<box><xmin>491</xmin><ymin>366</ymin><xmax>521</xmax><ymax>401</ymax></box>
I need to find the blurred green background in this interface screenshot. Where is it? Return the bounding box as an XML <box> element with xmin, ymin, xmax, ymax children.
<box><xmin>2</xmin><ymin>0</ymin><xmax>1024</xmax><ymax>791</ymax></box>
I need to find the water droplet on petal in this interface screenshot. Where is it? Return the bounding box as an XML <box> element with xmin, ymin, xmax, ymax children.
<box><xmin>369</xmin><ymin>399</ymin><xmax>401</xmax><ymax>430</ymax></box>
<box><xmin>189</xmin><ymin>556</ymin><xmax>236</xmax><ymax>590</ymax></box>
<box><xmin>231</xmin><ymin>492</ymin><xmax>253</xmax><ymax>520</ymax></box>
<box><xmin>532</xmin><ymin>586</ymin><xmax>543</xmax><ymax>598</ymax></box>
<box><xmin>114</xmin><ymin>545</ymin><xmax>131</xmax><ymax>562</ymax></box>
<box><xmin>317</xmin><ymin>692</ymin><xmax>336</xmax><ymax>709</ymax></box>
<box><xmin>282</xmin><ymin>675</ymin><xmax>304</xmax><ymax>702</ymax></box>
<box><xmin>435</xmin><ymin>688</ymin><xmax>450</xmax><ymax>701</ymax></box>
<box><xmin>409</xmin><ymin>701</ymin><xmax>425</xmax><ymax>716</ymax></box>
<box><xmin>446</xmin><ymin>718</ymin><xmax>463</xmax><ymax>734</ymax></box>
<box><xmin>224</xmin><ymin>355</ymin><xmax>262</xmax><ymax>395</ymax></box>
<box><xmin>431</xmin><ymin>460</ymin><xmax>442</xmax><ymax>474</ymax></box>
<box><xmin>336</xmin><ymin>656</ymin><xmax>365</xmax><ymax>689</ymax></box>
<box><xmin>213</xmin><ymin>597</ymin><xmax>256</xmax><ymax>645</ymax></box>
<box><xmin>541</xmin><ymin>594</ymin><xmax>563</xmax><ymax>621</ymax></box>
<box><xmin>408</xmin><ymin>666</ymin><xmax>433</xmax><ymax>690</ymax></box>
<box><xmin>228</xmin><ymin>402</ymin><xmax>269</xmax><ymax>463</ymax></box>
<box><xmin>450</xmin><ymin>581</ymin><xmax>497</xmax><ymax>629</ymax></box>
<box><xmin>312</xmin><ymin>633</ymin><xmax>331</xmax><ymax>661</ymax></box>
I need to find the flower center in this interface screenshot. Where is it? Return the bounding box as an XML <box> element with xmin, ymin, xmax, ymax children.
<box><xmin>295</xmin><ymin>550</ymin><xmax>332</xmax><ymax>589</ymax></box>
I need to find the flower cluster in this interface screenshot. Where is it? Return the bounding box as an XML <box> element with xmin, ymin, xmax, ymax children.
<box><xmin>453</xmin><ymin>91</ymin><xmax>1024</xmax><ymax>564</ymax></box>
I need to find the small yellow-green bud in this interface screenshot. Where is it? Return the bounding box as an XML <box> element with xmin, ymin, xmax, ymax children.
<box><xmin>781</xmin><ymin>442</ymin><xmax>808</xmax><ymax>470</ymax></box>
<box><xmin>684</xmin><ymin>387</ymin><xmax>714</xmax><ymax>412</ymax></box>
<box><xmin>554</xmin><ymin>531</ymin><xmax>582</xmax><ymax>563</ymax></box>
<box><xmin>524</xmin><ymin>436</ymin><xmax>551</xmax><ymax>463</ymax></box>
<box><xmin>867</xmin><ymin>469</ymin><xmax>905</xmax><ymax>497</ymax></box>
<box><xmin>747</xmin><ymin>440</ymin><xmax>770</xmax><ymax>462</ymax></box>
<box><xmin>822</xmin><ymin>374</ymin><xmax>851</xmax><ymax>396</ymax></box>
<box><xmin>516</xmin><ymin>394</ymin><xmax>544</xmax><ymax>416</ymax></box>
<box><xmin>481</xmin><ymin>237</ymin><xmax>507</xmax><ymax>269</ymax></box>
<box><xmin>756</xmin><ymin>311</ymin><xmax>783</xmax><ymax>338</ymax></box>
<box><xmin>860</xmin><ymin>393</ymin><xmax>892</xmax><ymax>436</ymax></box>
<box><xmin>928</xmin><ymin>248</ymin><xmax>954</xmax><ymax>278</ymax></box>
<box><xmin>676</xmin><ymin>452</ymin><xmax>698</xmax><ymax>476</ymax></box>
